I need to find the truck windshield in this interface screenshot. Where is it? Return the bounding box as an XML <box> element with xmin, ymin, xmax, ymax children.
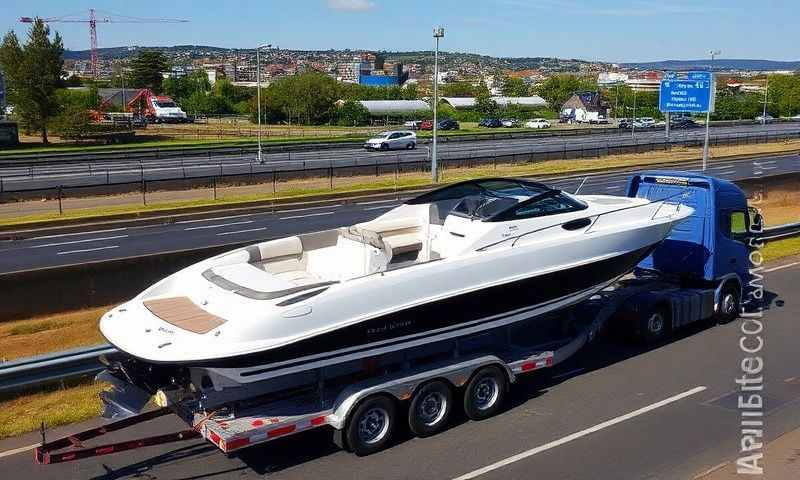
<box><xmin>155</xmin><ymin>101</ymin><xmax>177</xmax><ymax>108</ymax></box>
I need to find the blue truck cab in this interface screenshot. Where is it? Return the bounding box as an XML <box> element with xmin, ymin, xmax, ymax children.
<box><xmin>623</xmin><ymin>170</ymin><xmax>758</xmax><ymax>327</ymax></box>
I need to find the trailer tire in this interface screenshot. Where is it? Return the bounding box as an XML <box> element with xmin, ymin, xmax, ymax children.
<box><xmin>463</xmin><ymin>366</ymin><xmax>507</xmax><ymax>421</ymax></box>
<box><xmin>345</xmin><ymin>395</ymin><xmax>397</xmax><ymax>456</ymax></box>
<box><xmin>634</xmin><ymin>305</ymin><xmax>670</xmax><ymax>344</ymax></box>
<box><xmin>716</xmin><ymin>283</ymin><xmax>741</xmax><ymax>324</ymax></box>
<box><xmin>408</xmin><ymin>380</ymin><xmax>453</xmax><ymax>437</ymax></box>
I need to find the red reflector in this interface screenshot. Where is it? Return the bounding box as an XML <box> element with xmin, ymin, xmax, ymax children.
<box><xmin>267</xmin><ymin>424</ymin><xmax>297</xmax><ymax>438</ymax></box>
<box><xmin>521</xmin><ymin>362</ymin><xmax>536</xmax><ymax>372</ymax></box>
<box><xmin>251</xmin><ymin>419</ymin><xmax>264</xmax><ymax>427</ymax></box>
<box><xmin>95</xmin><ymin>446</ymin><xmax>115</xmax><ymax>455</ymax></box>
<box><xmin>546</xmin><ymin>357</ymin><xmax>553</xmax><ymax>366</ymax></box>
<box><xmin>225</xmin><ymin>437</ymin><xmax>251</xmax><ymax>450</ymax></box>
<box><xmin>209</xmin><ymin>432</ymin><xmax>221</xmax><ymax>445</ymax></box>
<box><xmin>61</xmin><ymin>453</ymin><xmax>76</xmax><ymax>461</ymax></box>
<box><xmin>310</xmin><ymin>416</ymin><xmax>326</xmax><ymax>426</ymax></box>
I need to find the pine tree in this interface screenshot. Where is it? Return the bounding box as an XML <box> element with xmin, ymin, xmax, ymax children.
<box><xmin>0</xmin><ymin>19</ymin><xmax>64</xmax><ymax>144</ymax></box>
<box><xmin>129</xmin><ymin>51</ymin><xmax>169</xmax><ymax>94</ymax></box>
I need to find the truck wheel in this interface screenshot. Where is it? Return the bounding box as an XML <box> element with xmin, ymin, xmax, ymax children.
<box><xmin>716</xmin><ymin>284</ymin><xmax>740</xmax><ymax>324</ymax></box>
<box><xmin>634</xmin><ymin>306</ymin><xmax>670</xmax><ymax>344</ymax></box>
<box><xmin>463</xmin><ymin>366</ymin><xmax>507</xmax><ymax>421</ymax></box>
<box><xmin>408</xmin><ymin>380</ymin><xmax>453</xmax><ymax>437</ymax></box>
<box><xmin>345</xmin><ymin>395</ymin><xmax>396</xmax><ymax>456</ymax></box>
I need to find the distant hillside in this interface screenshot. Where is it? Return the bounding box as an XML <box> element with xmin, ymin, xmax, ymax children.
<box><xmin>622</xmin><ymin>59</ymin><xmax>800</xmax><ymax>71</ymax></box>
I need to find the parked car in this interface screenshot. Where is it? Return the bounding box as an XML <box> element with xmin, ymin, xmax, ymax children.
<box><xmin>525</xmin><ymin>118</ymin><xmax>551</xmax><ymax>129</ymax></box>
<box><xmin>403</xmin><ymin>120</ymin><xmax>422</xmax><ymax>130</ymax></box>
<box><xmin>636</xmin><ymin>117</ymin><xmax>656</xmax><ymax>128</ymax></box>
<box><xmin>363</xmin><ymin>131</ymin><xmax>417</xmax><ymax>151</ymax></box>
<box><xmin>419</xmin><ymin>120</ymin><xmax>434</xmax><ymax>130</ymax></box>
<box><xmin>437</xmin><ymin>119</ymin><xmax>460</xmax><ymax>130</ymax></box>
<box><xmin>671</xmin><ymin>118</ymin><xmax>700</xmax><ymax>129</ymax></box>
<box><xmin>790</xmin><ymin>114</ymin><xmax>800</xmax><ymax>122</ymax></box>
<box><xmin>589</xmin><ymin>116</ymin><xmax>609</xmax><ymax>124</ymax></box>
<box><xmin>479</xmin><ymin>118</ymin><xmax>503</xmax><ymax>128</ymax></box>
<box><xmin>755</xmin><ymin>114</ymin><xmax>775</xmax><ymax>124</ymax></box>
<box><xmin>501</xmin><ymin>119</ymin><xmax>520</xmax><ymax>128</ymax></box>
<box><xmin>618</xmin><ymin>118</ymin><xmax>632</xmax><ymax>129</ymax></box>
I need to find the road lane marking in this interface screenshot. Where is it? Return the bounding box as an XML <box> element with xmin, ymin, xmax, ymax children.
<box><xmin>176</xmin><ymin>213</ymin><xmax>253</xmax><ymax>224</ymax></box>
<box><xmin>217</xmin><ymin>227</ymin><xmax>268</xmax><ymax>236</ymax></box>
<box><xmin>29</xmin><ymin>227</ymin><xmax>127</xmax><ymax>241</ymax></box>
<box><xmin>184</xmin><ymin>220</ymin><xmax>253</xmax><ymax>231</ymax></box>
<box><xmin>0</xmin><ymin>442</ymin><xmax>40</xmax><ymax>459</ymax></box>
<box><xmin>605</xmin><ymin>185</ymin><xmax>623</xmax><ymax>190</ymax></box>
<box><xmin>364</xmin><ymin>204</ymin><xmax>400</xmax><ymax>211</ymax></box>
<box><xmin>57</xmin><ymin>245</ymin><xmax>120</xmax><ymax>255</ymax></box>
<box><xmin>765</xmin><ymin>261</ymin><xmax>800</xmax><ymax>273</ymax></box>
<box><xmin>30</xmin><ymin>234</ymin><xmax>128</xmax><ymax>249</ymax></box>
<box><xmin>279</xmin><ymin>211</ymin><xmax>335</xmax><ymax>220</ymax></box>
<box><xmin>279</xmin><ymin>204</ymin><xmax>342</xmax><ymax>213</ymax></box>
<box><xmin>451</xmin><ymin>385</ymin><xmax>707</xmax><ymax>480</ymax></box>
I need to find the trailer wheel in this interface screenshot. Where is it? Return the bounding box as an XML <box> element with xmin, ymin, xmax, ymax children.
<box><xmin>408</xmin><ymin>380</ymin><xmax>453</xmax><ymax>437</ymax></box>
<box><xmin>344</xmin><ymin>395</ymin><xmax>397</xmax><ymax>456</ymax></box>
<box><xmin>634</xmin><ymin>305</ymin><xmax>670</xmax><ymax>344</ymax></box>
<box><xmin>716</xmin><ymin>283</ymin><xmax>741</xmax><ymax>324</ymax></box>
<box><xmin>463</xmin><ymin>366</ymin><xmax>507</xmax><ymax>421</ymax></box>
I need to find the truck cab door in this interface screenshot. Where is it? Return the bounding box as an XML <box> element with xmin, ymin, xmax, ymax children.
<box><xmin>718</xmin><ymin>209</ymin><xmax>751</xmax><ymax>287</ymax></box>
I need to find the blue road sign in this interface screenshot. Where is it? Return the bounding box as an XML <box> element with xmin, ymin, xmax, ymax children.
<box><xmin>659</xmin><ymin>71</ymin><xmax>715</xmax><ymax>113</ymax></box>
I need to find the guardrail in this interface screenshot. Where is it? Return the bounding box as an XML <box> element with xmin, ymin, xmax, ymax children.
<box><xmin>1</xmin><ymin>221</ymin><xmax>798</xmax><ymax>395</ymax></box>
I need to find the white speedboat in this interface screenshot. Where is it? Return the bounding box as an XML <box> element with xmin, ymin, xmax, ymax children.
<box><xmin>99</xmin><ymin>178</ymin><xmax>692</xmax><ymax>394</ymax></box>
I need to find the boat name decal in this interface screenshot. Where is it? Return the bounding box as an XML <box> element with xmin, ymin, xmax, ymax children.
<box><xmin>367</xmin><ymin>319</ymin><xmax>413</xmax><ymax>335</ymax></box>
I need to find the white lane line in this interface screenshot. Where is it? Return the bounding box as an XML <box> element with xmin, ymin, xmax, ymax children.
<box><xmin>30</xmin><ymin>234</ymin><xmax>129</xmax><ymax>249</ymax></box>
<box><xmin>0</xmin><ymin>442</ymin><xmax>40</xmax><ymax>459</ymax></box>
<box><xmin>279</xmin><ymin>211</ymin><xmax>335</xmax><ymax>220</ymax></box>
<box><xmin>29</xmin><ymin>227</ymin><xmax>127</xmax><ymax>241</ymax></box>
<box><xmin>551</xmin><ymin>368</ymin><xmax>585</xmax><ymax>380</ymax></box>
<box><xmin>364</xmin><ymin>204</ymin><xmax>400</xmax><ymax>211</ymax></box>
<box><xmin>605</xmin><ymin>185</ymin><xmax>623</xmax><ymax>190</ymax></box>
<box><xmin>279</xmin><ymin>204</ymin><xmax>342</xmax><ymax>214</ymax></box>
<box><xmin>756</xmin><ymin>165</ymin><xmax>778</xmax><ymax>170</ymax></box>
<box><xmin>217</xmin><ymin>227</ymin><xmax>268</xmax><ymax>236</ymax></box>
<box><xmin>175</xmin><ymin>213</ymin><xmax>253</xmax><ymax>224</ymax></box>
<box><xmin>357</xmin><ymin>199</ymin><xmax>400</xmax><ymax>205</ymax></box>
<box><xmin>451</xmin><ymin>386</ymin><xmax>707</xmax><ymax>480</ymax></box>
<box><xmin>183</xmin><ymin>220</ymin><xmax>252</xmax><ymax>231</ymax></box>
<box><xmin>707</xmin><ymin>164</ymin><xmax>736</xmax><ymax>170</ymax></box>
<box><xmin>765</xmin><ymin>261</ymin><xmax>800</xmax><ymax>273</ymax></box>
<box><xmin>57</xmin><ymin>245</ymin><xmax>120</xmax><ymax>255</ymax></box>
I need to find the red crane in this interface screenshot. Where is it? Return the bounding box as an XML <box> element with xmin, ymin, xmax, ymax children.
<box><xmin>20</xmin><ymin>9</ymin><xmax>189</xmax><ymax>79</ymax></box>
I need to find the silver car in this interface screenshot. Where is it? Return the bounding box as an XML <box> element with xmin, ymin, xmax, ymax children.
<box><xmin>364</xmin><ymin>131</ymin><xmax>417</xmax><ymax>151</ymax></box>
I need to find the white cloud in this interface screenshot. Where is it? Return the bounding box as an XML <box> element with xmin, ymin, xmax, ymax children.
<box><xmin>327</xmin><ymin>0</ymin><xmax>375</xmax><ymax>11</ymax></box>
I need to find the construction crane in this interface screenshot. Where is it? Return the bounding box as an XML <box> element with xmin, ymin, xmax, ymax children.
<box><xmin>20</xmin><ymin>9</ymin><xmax>189</xmax><ymax>79</ymax></box>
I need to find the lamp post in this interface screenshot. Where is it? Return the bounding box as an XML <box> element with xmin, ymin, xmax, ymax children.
<box><xmin>256</xmin><ymin>43</ymin><xmax>272</xmax><ymax>164</ymax></box>
<box><xmin>431</xmin><ymin>27</ymin><xmax>444</xmax><ymax>183</ymax></box>
<box><xmin>761</xmin><ymin>75</ymin><xmax>769</xmax><ymax>125</ymax></box>
<box><xmin>702</xmin><ymin>49</ymin><xmax>720</xmax><ymax>170</ymax></box>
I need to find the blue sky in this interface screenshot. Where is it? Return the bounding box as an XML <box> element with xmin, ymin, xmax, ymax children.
<box><xmin>2</xmin><ymin>0</ymin><xmax>797</xmax><ymax>62</ymax></box>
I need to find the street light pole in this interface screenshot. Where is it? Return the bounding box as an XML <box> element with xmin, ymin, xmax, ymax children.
<box><xmin>761</xmin><ymin>75</ymin><xmax>769</xmax><ymax>125</ymax></box>
<box><xmin>432</xmin><ymin>27</ymin><xmax>444</xmax><ymax>183</ymax></box>
<box><xmin>702</xmin><ymin>49</ymin><xmax>720</xmax><ymax>170</ymax></box>
<box><xmin>631</xmin><ymin>87</ymin><xmax>637</xmax><ymax>137</ymax></box>
<box><xmin>256</xmin><ymin>43</ymin><xmax>272</xmax><ymax>164</ymax></box>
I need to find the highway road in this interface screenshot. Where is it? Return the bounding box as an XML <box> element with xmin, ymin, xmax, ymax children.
<box><xmin>0</xmin><ymin>153</ymin><xmax>797</xmax><ymax>274</ymax></box>
<box><xmin>1</xmin><ymin>122</ymin><xmax>799</xmax><ymax>192</ymax></box>
<box><xmin>1</xmin><ymin>261</ymin><xmax>798</xmax><ymax>479</ymax></box>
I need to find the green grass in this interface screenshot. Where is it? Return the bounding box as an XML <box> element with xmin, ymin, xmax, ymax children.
<box><xmin>762</xmin><ymin>237</ymin><xmax>800</xmax><ymax>263</ymax></box>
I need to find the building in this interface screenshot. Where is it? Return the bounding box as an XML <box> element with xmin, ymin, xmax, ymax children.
<box><xmin>598</xmin><ymin>72</ymin><xmax>628</xmax><ymax>86</ymax></box>
<box><xmin>625</xmin><ymin>71</ymin><xmax>662</xmax><ymax>92</ymax></box>
<box><xmin>338</xmin><ymin>57</ymin><xmax>362</xmax><ymax>83</ymax></box>
<box><xmin>560</xmin><ymin>91</ymin><xmax>608</xmax><ymax>122</ymax></box>
<box><xmin>357</xmin><ymin>100</ymin><xmax>430</xmax><ymax>118</ymax></box>
<box><xmin>440</xmin><ymin>96</ymin><xmax>548</xmax><ymax>109</ymax></box>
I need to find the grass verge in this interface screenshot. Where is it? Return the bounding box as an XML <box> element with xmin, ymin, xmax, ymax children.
<box><xmin>0</xmin><ymin>379</ymin><xmax>106</xmax><ymax>440</ymax></box>
<box><xmin>762</xmin><ymin>237</ymin><xmax>800</xmax><ymax>263</ymax></box>
<box><xmin>3</xmin><ymin>140</ymin><xmax>799</xmax><ymax>229</ymax></box>
<box><xmin>0</xmin><ymin>306</ymin><xmax>108</xmax><ymax>361</ymax></box>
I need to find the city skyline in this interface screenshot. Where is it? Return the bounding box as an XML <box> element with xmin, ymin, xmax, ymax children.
<box><xmin>2</xmin><ymin>0</ymin><xmax>799</xmax><ymax>63</ymax></box>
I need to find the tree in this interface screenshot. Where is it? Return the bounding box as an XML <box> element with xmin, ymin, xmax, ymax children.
<box><xmin>129</xmin><ymin>50</ymin><xmax>169</xmax><ymax>93</ymax></box>
<box><xmin>0</xmin><ymin>19</ymin><xmax>64</xmax><ymax>143</ymax></box>
<box><xmin>475</xmin><ymin>90</ymin><xmax>499</xmax><ymax>117</ymax></box>
<box><xmin>252</xmin><ymin>72</ymin><xmax>339</xmax><ymax>125</ymax></box>
<box><xmin>336</xmin><ymin>100</ymin><xmax>370</xmax><ymax>126</ymax></box>
<box><xmin>535</xmin><ymin>74</ymin><xmax>597</xmax><ymax>110</ymax></box>
<box><xmin>502</xmin><ymin>76</ymin><xmax>530</xmax><ymax>97</ymax></box>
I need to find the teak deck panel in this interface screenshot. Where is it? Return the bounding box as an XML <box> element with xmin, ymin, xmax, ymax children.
<box><xmin>143</xmin><ymin>296</ymin><xmax>226</xmax><ymax>334</ymax></box>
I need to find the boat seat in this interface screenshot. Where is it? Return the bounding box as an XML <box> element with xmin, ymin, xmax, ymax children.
<box><xmin>383</xmin><ymin>232</ymin><xmax>423</xmax><ymax>256</ymax></box>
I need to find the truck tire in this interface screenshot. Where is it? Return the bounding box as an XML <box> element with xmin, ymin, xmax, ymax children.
<box><xmin>463</xmin><ymin>366</ymin><xmax>507</xmax><ymax>421</ymax></box>
<box><xmin>345</xmin><ymin>395</ymin><xmax>397</xmax><ymax>456</ymax></box>
<box><xmin>633</xmin><ymin>305</ymin><xmax>670</xmax><ymax>344</ymax></box>
<box><xmin>408</xmin><ymin>380</ymin><xmax>453</xmax><ymax>437</ymax></box>
<box><xmin>716</xmin><ymin>283</ymin><xmax>741</xmax><ymax>324</ymax></box>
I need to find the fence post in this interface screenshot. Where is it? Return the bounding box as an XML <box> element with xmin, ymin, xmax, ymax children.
<box><xmin>106</xmin><ymin>169</ymin><xmax>110</xmax><ymax>184</ymax></box>
<box><xmin>58</xmin><ymin>185</ymin><xmax>63</xmax><ymax>215</ymax></box>
<box><xmin>272</xmin><ymin>170</ymin><xmax>277</xmax><ymax>196</ymax></box>
<box><xmin>329</xmin><ymin>160</ymin><xmax>334</xmax><ymax>190</ymax></box>
<box><xmin>213</xmin><ymin>176</ymin><xmax>217</xmax><ymax>200</ymax></box>
<box><xmin>142</xmin><ymin>179</ymin><xmax>147</xmax><ymax>206</ymax></box>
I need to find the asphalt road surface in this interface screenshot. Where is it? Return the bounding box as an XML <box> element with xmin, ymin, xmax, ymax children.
<box><xmin>1</xmin><ymin>122</ymin><xmax>799</xmax><ymax>192</ymax></box>
<box><xmin>0</xmin><ymin>261</ymin><xmax>797</xmax><ymax>479</ymax></box>
<box><xmin>0</xmin><ymin>153</ymin><xmax>797</xmax><ymax>274</ymax></box>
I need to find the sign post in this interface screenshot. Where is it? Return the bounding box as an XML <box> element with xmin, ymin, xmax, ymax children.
<box><xmin>659</xmin><ymin>71</ymin><xmax>715</xmax><ymax>170</ymax></box>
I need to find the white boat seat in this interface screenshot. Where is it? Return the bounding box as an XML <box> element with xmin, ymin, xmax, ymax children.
<box><xmin>383</xmin><ymin>232</ymin><xmax>423</xmax><ymax>255</ymax></box>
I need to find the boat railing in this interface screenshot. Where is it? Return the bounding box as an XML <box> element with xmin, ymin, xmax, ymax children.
<box><xmin>476</xmin><ymin>192</ymin><xmax>690</xmax><ymax>252</ymax></box>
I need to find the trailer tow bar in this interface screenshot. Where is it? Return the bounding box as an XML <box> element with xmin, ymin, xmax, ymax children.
<box><xmin>34</xmin><ymin>408</ymin><xmax>201</xmax><ymax>464</ymax></box>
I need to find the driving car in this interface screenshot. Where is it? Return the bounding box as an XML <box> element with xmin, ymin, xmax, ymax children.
<box><xmin>479</xmin><ymin>118</ymin><xmax>503</xmax><ymax>128</ymax></box>
<box><xmin>755</xmin><ymin>114</ymin><xmax>775</xmax><ymax>124</ymax></box>
<box><xmin>525</xmin><ymin>118</ymin><xmax>551</xmax><ymax>129</ymax></box>
<box><xmin>363</xmin><ymin>131</ymin><xmax>417</xmax><ymax>151</ymax></box>
<box><xmin>437</xmin><ymin>119</ymin><xmax>460</xmax><ymax>130</ymax></box>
